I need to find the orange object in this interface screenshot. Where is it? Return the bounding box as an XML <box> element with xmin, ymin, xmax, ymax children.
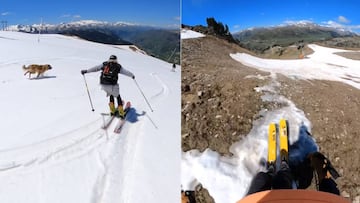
<box><xmin>237</xmin><ymin>190</ymin><xmax>349</xmax><ymax>203</ymax></box>
<box><xmin>181</xmin><ymin>192</ymin><xmax>189</xmax><ymax>203</ymax></box>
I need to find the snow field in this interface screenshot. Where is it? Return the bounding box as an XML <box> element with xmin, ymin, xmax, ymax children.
<box><xmin>181</xmin><ymin>29</ymin><xmax>205</xmax><ymax>39</ymax></box>
<box><xmin>0</xmin><ymin>31</ymin><xmax>180</xmax><ymax>203</ymax></box>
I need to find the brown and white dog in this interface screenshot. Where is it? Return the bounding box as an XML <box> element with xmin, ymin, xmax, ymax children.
<box><xmin>23</xmin><ymin>64</ymin><xmax>52</xmax><ymax>78</ymax></box>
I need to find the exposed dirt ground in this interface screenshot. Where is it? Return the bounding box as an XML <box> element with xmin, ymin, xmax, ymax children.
<box><xmin>182</xmin><ymin>36</ymin><xmax>269</xmax><ymax>155</ymax></box>
<box><xmin>261</xmin><ymin>45</ymin><xmax>314</xmax><ymax>59</ymax></box>
<box><xmin>335</xmin><ymin>52</ymin><xmax>360</xmax><ymax>60</ymax></box>
<box><xmin>182</xmin><ymin>35</ymin><xmax>360</xmax><ymax>202</ymax></box>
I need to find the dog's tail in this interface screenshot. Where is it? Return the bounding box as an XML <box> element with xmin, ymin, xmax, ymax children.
<box><xmin>22</xmin><ymin>65</ymin><xmax>28</xmax><ymax>70</ymax></box>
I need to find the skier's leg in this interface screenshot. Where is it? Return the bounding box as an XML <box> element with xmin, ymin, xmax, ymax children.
<box><xmin>272</xmin><ymin>161</ymin><xmax>293</xmax><ymax>189</ymax></box>
<box><xmin>247</xmin><ymin>171</ymin><xmax>272</xmax><ymax>195</ymax></box>
<box><xmin>117</xmin><ymin>95</ymin><xmax>125</xmax><ymax>117</ymax></box>
<box><xmin>109</xmin><ymin>95</ymin><xmax>116</xmax><ymax>115</ymax></box>
<box><xmin>117</xmin><ymin>95</ymin><xmax>123</xmax><ymax>106</ymax></box>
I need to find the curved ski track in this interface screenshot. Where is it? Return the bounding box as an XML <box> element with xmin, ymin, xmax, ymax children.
<box><xmin>150</xmin><ymin>72</ymin><xmax>170</xmax><ymax>102</ymax></box>
<box><xmin>0</xmin><ymin>118</ymin><xmax>111</xmax><ymax>174</ymax></box>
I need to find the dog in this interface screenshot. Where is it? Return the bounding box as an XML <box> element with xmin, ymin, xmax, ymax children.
<box><xmin>23</xmin><ymin>64</ymin><xmax>52</xmax><ymax>78</ymax></box>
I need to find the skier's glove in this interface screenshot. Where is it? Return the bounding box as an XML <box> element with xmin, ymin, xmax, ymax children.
<box><xmin>81</xmin><ymin>70</ymin><xmax>87</xmax><ymax>75</ymax></box>
<box><xmin>132</xmin><ymin>75</ymin><xmax>135</xmax><ymax>79</ymax></box>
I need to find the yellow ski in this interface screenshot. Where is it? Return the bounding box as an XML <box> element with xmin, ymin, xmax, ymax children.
<box><xmin>279</xmin><ymin>119</ymin><xmax>288</xmax><ymax>162</ymax></box>
<box><xmin>268</xmin><ymin>122</ymin><xmax>277</xmax><ymax>166</ymax></box>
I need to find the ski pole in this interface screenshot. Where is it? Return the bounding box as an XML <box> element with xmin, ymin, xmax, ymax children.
<box><xmin>82</xmin><ymin>74</ymin><xmax>95</xmax><ymax>111</ymax></box>
<box><xmin>134</xmin><ymin>79</ymin><xmax>154</xmax><ymax>112</ymax></box>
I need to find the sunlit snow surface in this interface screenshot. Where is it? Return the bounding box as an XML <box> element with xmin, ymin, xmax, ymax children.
<box><xmin>0</xmin><ymin>31</ymin><xmax>180</xmax><ymax>203</ymax></box>
<box><xmin>181</xmin><ymin>29</ymin><xmax>205</xmax><ymax>39</ymax></box>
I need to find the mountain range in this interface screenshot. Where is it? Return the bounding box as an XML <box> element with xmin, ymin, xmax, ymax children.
<box><xmin>9</xmin><ymin>20</ymin><xmax>180</xmax><ymax>64</ymax></box>
<box><xmin>232</xmin><ymin>22</ymin><xmax>358</xmax><ymax>53</ymax></box>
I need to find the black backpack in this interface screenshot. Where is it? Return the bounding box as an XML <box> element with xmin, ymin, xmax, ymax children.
<box><xmin>100</xmin><ymin>62</ymin><xmax>121</xmax><ymax>85</ymax></box>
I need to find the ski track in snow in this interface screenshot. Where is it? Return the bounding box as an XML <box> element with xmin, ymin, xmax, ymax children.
<box><xmin>92</xmin><ymin>110</ymin><xmax>144</xmax><ymax>203</ymax></box>
<box><xmin>90</xmin><ymin>69</ymin><xmax>171</xmax><ymax>202</ymax></box>
<box><xmin>0</xmin><ymin>31</ymin><xmax>180</xmax><ymax>203</ymax></box>
<box><xmin>150</xmin><ymin>72</ymin><xmax>170</xmax><ymax>101</ymax></box>
<box><xmin>0</xmin><ymin>118</ymin><xmax>107</xmax><ymax>173</ymax></box>
<box><xmin>0</xmin><ymin>76</ymin><xmax>148</xmax><ymax>201</ymax></box>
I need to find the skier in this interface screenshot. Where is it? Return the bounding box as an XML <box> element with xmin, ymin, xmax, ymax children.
<box><xmin>247</xmin><ymin>151</ymin><xmax>340</xmax><ymax>195</ymax></box>
<box><xmin>238</xmin><ymin>119</ymin><xmax>348</xmax><ymax>203</ymax></box>
<box><xmin>81</xmin><ymin>55</ymin><xmax>135</xmax><ymax>117</ymax></box>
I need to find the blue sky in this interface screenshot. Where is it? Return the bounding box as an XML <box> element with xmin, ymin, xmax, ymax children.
<box><xmin>182</xmin><ymin>0</ymin><xmax>360</xmax><ymax>33</ymax></box>
<box><xmin>0</xmin><ymin>0</ymin><xmax>180</xmax><ymax>27</ymax></box>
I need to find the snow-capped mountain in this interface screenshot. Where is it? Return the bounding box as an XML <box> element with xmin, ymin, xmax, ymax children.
<box><xmin>8</xmin><ymin>20</ymin><xmax>180</xmax><ymax>65</ymax></box>
<box><xmin>233</xmin><ymin>23</ymin><xmax>357</xmax><ymax>53</ymax></box>
<box><xmin>8</xmin><ymin>20</ymin><xmax>141</xmax><ymax>33</ymax></box>
<box><xmin>235</xmin><ymin>21</ymin><xmax>357</xmax><ymax>36</ymax></box>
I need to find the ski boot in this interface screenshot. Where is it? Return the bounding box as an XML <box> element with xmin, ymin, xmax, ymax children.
<box><xmin>117</xmin><ymin>105</ymin><xmax>125</xmax><ymax>118</ymax></box>
<box><xmin>109</xmin><ymin>102</ymin><xmax>117</xmax><ymax>116</ymax></box>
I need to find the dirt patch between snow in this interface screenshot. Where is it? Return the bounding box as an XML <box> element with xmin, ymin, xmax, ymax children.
<box><xmin>278</xmin><ymin>76</ymin><xmax>360</xmax><ymax>201</ymax></box>
<box><xmin>182</xmin><ymin>36</ymin><xmax>269</xmax><ymax>155</ymax></box>
<box><xmin>182</xmin><ymin>36</ymin><xmax>270</xmax><ymax>203</ymax></box>
<box><xmin>334</xmin><ymin>52</ymin><xmax>360</xmax><ymax>60</ymax></box>
<box><xmin>182</xmin><ymin>36</ymin><xmax>360</xmax><ymax>202</ymax></box>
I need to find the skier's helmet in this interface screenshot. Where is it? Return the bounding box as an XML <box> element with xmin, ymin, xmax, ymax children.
<box><xmin>109</xmin><ymin>55</ymin><xmax>117</xmax><ymax>63</ymax></box>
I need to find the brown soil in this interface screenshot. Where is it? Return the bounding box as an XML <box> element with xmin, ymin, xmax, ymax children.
<box><xmin>182</xmin><ymin>36</ymin><xmax>360</xmax><ymax>202</ymax></box>
<box><xmin>334</xmin><ymin>52</ymin><xmax>360</xmax><ymax>60</ymax></box>
<box><xmin>182</xmin><ymin>36</ymin><xmax>269</xmax><ymax>155</ymax></box>
<box><xmin>278</xmin><ymin>76</ymin><xmax>360</xmax><ymax>200</ymax></box>
<box><xmin>261</xmin><ymin>45</ymin><xmax>314</xmax><ymax>59</ymax></box>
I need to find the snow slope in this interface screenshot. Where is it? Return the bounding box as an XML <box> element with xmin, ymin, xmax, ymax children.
<box><xmin>231</xmin><ymin>44</ymin><xmax>360</xmax><ymax>89</ymax></box>
<box><xmin>182</xmin><ymin>44</ymin><xmax>360</xmax><ymax>203</ymax></box>
<box><xmin>181</xmin><ymin>29</ymin><xmax>205</xmax><ymax>39</ymax></box>
<box><xmin>0</xmin><ymin>31</ymin><xmax>180</xmax><ymax>203</ymax></box>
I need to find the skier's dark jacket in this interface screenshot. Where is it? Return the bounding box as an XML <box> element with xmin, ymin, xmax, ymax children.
<box><xmin>85</xmin><ymin>61</ymin><xmax>134</xmax><ymax>85</ymax></box>
<box><xmin>100</xmin><ymin>62</ymin><xmax>121</xmax><ymax>85</ymax></box>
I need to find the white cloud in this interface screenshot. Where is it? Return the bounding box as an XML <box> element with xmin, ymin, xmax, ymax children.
<box><xmin>338</xmin><ymin>15</ymin><xmax>350</xmax><ymax>24</ymax></box>
<box><xmin>231</xmin><ymin>25</ymin><xmax>242</xmax><ymax>33</ymax></box>
<box><xmin>321</xmin><ymin>20</ymin><xmax>360</xmax><ymax>33</ymax></box>
<box><xmin>283</xmin><ymin>20</ymin><xmax>314</xmax><ymax>25</ymax></box>
<box><xmin>60</xmin><ymin>14</ymin><xmax>81</xmax><ymax>19</ymax></box>
<box><xmin>60</xmin><ymin>14</ymin><xmax>71</xmax><ymax>18</ymax></box>
<box><xmin>323</xmin><ymin>20</ymin><xmax>345</xmax><ymax>29</ymax></box>
<box><xmin>174</xmin><ymin>16</ymin><xmax>180</xmax><ymax>21</ymax></box>
<box><xmin>1</xmin><ymin>12</ymin><xmax>11</xmax><ymax>16</ymax></box>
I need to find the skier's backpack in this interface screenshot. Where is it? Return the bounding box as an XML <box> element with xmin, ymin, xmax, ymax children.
<box><xmin>100</xmin><ymin>62</ymin><xmax>121</xmax><ymax>85</ymax></box>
